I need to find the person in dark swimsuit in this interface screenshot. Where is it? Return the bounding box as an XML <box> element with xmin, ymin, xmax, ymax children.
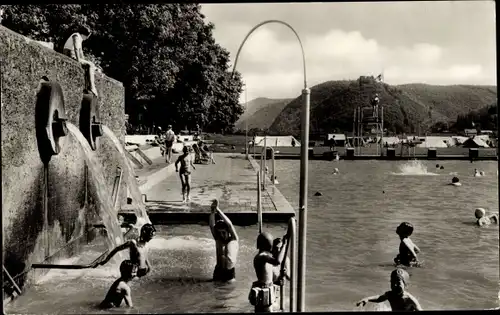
<box><xmin>394</xmin><ymin>222</ymin><xmax>421</xmax><ymax>267</ymax></box>
<box><xmin>96</xmin><ymin>223</ymin><xmax>156</xmax><ymax>277</ymax></box>
<box><xmin>100</xmin><ymin>260</ymin><xmax>136</xmax><ymax>308</ymax></box>
<box><xmin>356</xmin><ymin>268</ymin><xmax>423</xmax><ymax>311</ymax></box>
<box><xmin>209</xmin><ymin>199</ymin><xmax>239</xmax><ymax>282</ymax></box>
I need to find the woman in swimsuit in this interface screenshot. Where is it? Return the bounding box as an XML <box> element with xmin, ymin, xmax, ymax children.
<box><xmin>175</xmin><ymin>146</ymin><xmax>196</xmax><ymax>202</ymax></box>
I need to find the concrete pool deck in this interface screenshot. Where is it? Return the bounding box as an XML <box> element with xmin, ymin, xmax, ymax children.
<box><xmin>119</xmin><ymin>152</ymin><xmax>296</xmax><ymax>226</ymax></box>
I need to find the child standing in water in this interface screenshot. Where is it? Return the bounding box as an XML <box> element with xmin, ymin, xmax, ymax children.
<box><xmin>356</xmin><ymin>268</ymin><xmax>422</xmax><ymax>311</ymax></box>
<box><xmin>175</xmin><ymin>146</ymin><xmax>196</xmax><ymax>202</ymax></box>
<box><xmin>100</xmin><ymin>260</ymin><xmax>136</xmax><ymax>308</ymax></box>
<box><xmin>96</xmin><ymin>223</ymin><xmax>156</xmax><ymax>278</ymax></box>
<box><xmin>394</xmin><ymin>222</ymin><xmax>421</xmax><ymax>267</ymax></box>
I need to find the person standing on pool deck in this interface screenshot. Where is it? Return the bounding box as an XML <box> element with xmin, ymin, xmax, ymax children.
<box><xmin>100</xmin><ymin>260</ymin><xmax>136</xmax><ymax>309</ymax></box>
<box><xmin>175</xmin><ymin>146</ymin><xmax>195</xmax><ymax>202</ymax></box>
<box><xmin>356</xmin><ymin>268</ymin><xmax>422</xmax><ymax>311</ymax></box>
<box><xmin>209</xmin><ymin>199</ymin><xmax>239</xmax><ymax>282</ymax></box>
<box><xmin>249</xmin><ymin>232</ymin><xmax>288</xmax><ymax>312</ymax></box>
<box><xmin>165</xmin><ymin>125</ymin><xmax>176</xmax><ymax>163</ymax></box>
<box><xmin>96</xmin><ymin>223</ymin><xmax>156</xmax><ymax>278</ymax></box>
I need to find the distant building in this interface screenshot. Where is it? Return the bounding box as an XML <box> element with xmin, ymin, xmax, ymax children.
<box><xmin>464</xmin><ymin>129</ymin><xmax>477</xmax><ymax>136</ymax></box>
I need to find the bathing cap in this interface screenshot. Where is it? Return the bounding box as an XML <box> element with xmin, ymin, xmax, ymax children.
<box><xmin>396</xmin><ymin>222</ymin><xmax>414</xmax><ymax>237</ymax></box>
<box><xmin>140</xmin><ymin>223</ymin><xmax>156</xmax><ymax>239</ymax></box>
<box><xmin>475</xmin><ymin>208</ymin><xmax>486</xmax><ymax>219</ymax></box>
<box><xmin>257</xmin><ymin>232</ymin><xmax>274</xmax><ymax>251</ymax></box>
<box><xmin>452</xmin><ymin>177</ymin><xmax>459</xmax><ymax>183</ymax></box>
<box><xmin>120</xmin><ymin>260</ymin><xmax>137</xmax><ymax>276</ymax></box>
<box><xmin>391</xmin><ymin>268</ymin><xmax>409</xmax><ymax>287</ymax></box>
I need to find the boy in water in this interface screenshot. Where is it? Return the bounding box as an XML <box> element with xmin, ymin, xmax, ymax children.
<box><xmin>209</xmin><ymin>199</ymin><xmax>239</xmax><ymax>282</ymax></box>
<box><xmin>100</xmin><ymin>260</ymin><xmax>136</xmax><ymax>308</ymax></box>
<box><xmin>249</xmin><ymin>232</ymin><xmax>288</xmax><ymax>312</ymax></box>
<box><xmin>394</xmin><ymin>222</ymin><xmax>421</xmax><ymax>267</ymax></box>
<box><xmin>475</xmin><ymin>208</ymin><xmax>499</xmax><ymax>227</ymax></box>
<box><xmin>175</xmin><ymin>146</ymin><xmax>196</xmax><ymax>202</ymax></box>
<box><xmin>356</xmin><ymin>268</ymin><xmax>422</xmax><ymax>311</ymax></box>
<box><xmin>96</xmin><ymin>223</ymin><xmax>156</xmax><ymax>278</ymax></box>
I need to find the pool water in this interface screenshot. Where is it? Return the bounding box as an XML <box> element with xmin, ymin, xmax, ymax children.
<box><xmin>5</xmin><ymin>160</ymin><xmax>499</xmax><ymax>313</ymax></box>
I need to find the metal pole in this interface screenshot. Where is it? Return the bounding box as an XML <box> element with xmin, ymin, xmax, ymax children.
<box><xmin>256</xmin><ymin>171</ymin><xmax>262</xmax><ymax>234</ymax></box>
<box><xmin>271</xmin><ymin>147</ymin><xmax>275</xmax><ymax>184</ymax></box>
<box><xmin>245</xmin><ymin>85</ymin><xmax>249</xmax><ymax>160</ymax></box>
<box><xmin>352</xmin><ymin>107</ymin><xmax>356</xmax><ymax>150</ymax></box>
<box><xmin>297</xmin><ymin>87</ymin><xmax>310</xmax><ymax>312</ymax></box>
<box><xmin>381</xmin><ymin>106</ymin><xmax>384</xmax><ymax>156</ymax></box>
<box><xmin>289</xmin><ymin>217</ymin><xmax>297</xmax><ymax>312</ymax></box>
<box><xmin>263</xmin><ymin>135</ymin><xmax>267</xmax><ymax>189</ymax></box>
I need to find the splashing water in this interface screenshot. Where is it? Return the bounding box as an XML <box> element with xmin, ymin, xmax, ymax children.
<box><xmin>66</xmin><ymin>123</ymin><xmax>124</xmax><ymax>250</ymax></box>
<box><xmin>101</xmin><ymin>125</ymin><xmax>151</xmax><ymax>225</ymax></box>
<box><xmin>392</xmin><ymin>160</ymin><xmax>438</xmax><ymax>176</ymax></box>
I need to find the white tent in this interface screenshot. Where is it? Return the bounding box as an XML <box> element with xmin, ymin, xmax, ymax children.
<box><xmin>378</xmin><ymin>136</ymin><xmax>401</xmax><ymax>145</ymax></box>
<box><xmin>254</xmin><ymin>136</ymin><xmax>301</xmax><ymax>147</ymax></box>
<box><xmin>416</xmin><ymin>136</ymin><xmax>452</xmax><ymax>148</ymax></box>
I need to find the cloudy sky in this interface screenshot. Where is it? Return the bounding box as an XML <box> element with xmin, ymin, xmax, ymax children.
<box><xmin>201</xmin><ymin>1</ymin><xmax>496</xmax><ymax>102</ymax></box>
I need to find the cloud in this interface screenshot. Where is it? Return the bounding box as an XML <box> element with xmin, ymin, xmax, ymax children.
<box><xmin>211</xmin><ymin>22</ymin><xmax>495</xmax><ymax>103</ymax></box>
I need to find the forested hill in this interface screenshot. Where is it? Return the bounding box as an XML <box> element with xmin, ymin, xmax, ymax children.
<box><xmin>235</xmin><ymin>98</ymin><xmax>292</xmax><ymax>130</ymax></box>
<box><xmin>268</xmin><ymin>76</ymin><xmax>496</xmax><ymax>135</ymax></box>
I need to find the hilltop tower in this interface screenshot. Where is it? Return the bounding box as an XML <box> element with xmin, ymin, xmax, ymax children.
<box><xmin>353</xmin><ymin>76</ymin><xmax>384</xmax><ymax>156</ymax></box>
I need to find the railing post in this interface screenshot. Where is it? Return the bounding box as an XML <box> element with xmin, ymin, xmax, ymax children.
<box><xmin>256</xmin><ymin>171</ymin><xmax>262</xmax><ymax>234</ymax></box>
<box><xmin>271</xmin><ymin>147</ymin><xmax>276</xmax><ymax>184</ymax></box>
<box><xmin>263</xmin><ymin>135</ymin><xmax>267</xmax><ymax>189</ymax></box>
<box><xmin>289</xmin><ymin>217</ymin><xmax>297</xmax><ymax>312</ymax></box>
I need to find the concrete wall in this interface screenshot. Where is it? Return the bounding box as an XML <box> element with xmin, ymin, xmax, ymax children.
<box><xmin>1</xmin><ymin>25</ymin><xmax>127</xmax><ymax>294</ymax></box>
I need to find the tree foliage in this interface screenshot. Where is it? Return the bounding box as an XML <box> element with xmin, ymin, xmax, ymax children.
<box><xmin>451</xmin><ymin>103</ymin><xmax>497</xmax><ymax>132</ymax></box>
<box><xmin>0</xmin><ymin>4</ymin><xmax>243</xmax><ymax>132</ymax></box>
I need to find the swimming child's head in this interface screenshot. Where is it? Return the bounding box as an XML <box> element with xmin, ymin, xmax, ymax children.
<box><xmin>390</xmin><ymin>268</ymin><xmax>409</xmax><ymax>295</ymax></box>
<box><xmin>257</xmin><ymin>232</ymin><xmax>274</xmax><ymax>252</ymax></box>
<box><xmin>182</xmin><ymin>146</ymin><xmax>189</xmax><ymax>154</ymax></box>
<box><xmin>140</xmin><ymin>223</ymin><xmax>156</xmax><ymax>242</ymax></box>
<box><xmin>396</xmin><ymin>222</ymin><xmax>414</xmax><ymax>238</ymax></box>
<box><xmin>436</xmin><ymin>164</ymin><xmax>440</xmax><ymax>168</ymax></box>
<box><xmin>120</xmin><ymin>260</ymin><xmax>137</xmax><ymax>280</ymax></box>
<box><xmin>452</xmin><ymin>176</ymin><xmax>459</xmax><ymax>183</ymax></box>
<box><xmin>474</xmin><ymin>208</ymin><xmax>486</xmax><ymax>219</ymax></box>
<box><xmin>214</xmin><ymin>220</ymin><xmax>231</xmax><ymax>243</ymax></box>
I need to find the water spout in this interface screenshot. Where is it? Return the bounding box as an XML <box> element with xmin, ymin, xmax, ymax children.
<box><xmin>66</xmin><ymin>123</ymin><xmax>124</xmax><ymax>250</ymax></box>
<box><xmin>101</xmin><ymin>125</ymin><xmax>151</xmax><ymax>225</ymax></box>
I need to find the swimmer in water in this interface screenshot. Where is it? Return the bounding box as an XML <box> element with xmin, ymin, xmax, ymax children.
<box><xmin>175</xmin><ymin>146</ymin><xmax>196</xmax><ymax>202</ymax></box>
<box><xmin>272</xmin><ymin>238</ymin><xmax>290</xmax><ymax>285</ymax></box>
<box><xmin>97</xmin><ymin>223</ymin><xmax>156</xmax><ymax>278</ymax></box>
<box><xmin>99</xmin><ymin>260</ymin><xmax>136</xmax><ymax>309</ymax></box>
<box><xmin>209</xmin><ymin>199</ymin><xmax>239</xmax><ymax>283</ymax></box>
<box><xmin>475</xmin><ymin>208</ymin><xmax>499</xmax><ymax>227</ymax></box>
<box><xmin>449</xmin><ymin>176</ymin><xmax>462</xmax><ymax>186</ymax></box>
<box><xmin>474</xmin><ymin>169</ymin><xmax>482</xmax><ymax>177</ymax></box>
<box><xmin>394</xmin><ymin>222</ymin><xmax>421</xmax><ymax>267</ymax></box>
<box><xmin>356</xmin><ymin>268</ymin><xmax>422</xmax><ymax>311</ymax></box>
<box><xmin>333</xmin><ymin>167</ymin><xmax>340</xmax><ymax>175</ymax></box>
<box><xmin>249</xmin><ymin>232</ymin><xmax>289</xmax><ymax>312</ymax></box>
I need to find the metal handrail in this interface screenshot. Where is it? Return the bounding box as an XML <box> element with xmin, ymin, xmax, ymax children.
<box><xmin>3</xmin><ymin>265</ymin><xmax>22</xmax><ymax>295</ymax></box>
<box><xmin>256</xmin><ymin>171</ymin><xmax>263</xmax><ymax>234</ymax></box>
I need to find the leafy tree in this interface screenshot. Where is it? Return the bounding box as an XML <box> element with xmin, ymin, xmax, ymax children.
<box><xmin>1</xmin><ymin>4</ymin><xmax>243</xmax><ymax>132</ymax></box>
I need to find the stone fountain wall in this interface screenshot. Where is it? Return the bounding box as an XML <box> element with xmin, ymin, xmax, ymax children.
<box><xmin>1</xmin><ymin>26</ymin><xmax>128</xmax><ymax>294</ymax></box>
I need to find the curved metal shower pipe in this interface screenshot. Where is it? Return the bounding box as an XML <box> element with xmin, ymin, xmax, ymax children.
<box><xmin>230</xmin><ymin>19</ymin><xmax>308</xmax><ymax>89</ymax></box>
<box><xmin>230</xmin><ymin>20</ymin><xmax>310</xmax><ymax>312</ymax></box>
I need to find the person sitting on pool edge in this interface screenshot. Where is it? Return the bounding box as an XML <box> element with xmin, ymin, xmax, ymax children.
<box><xmin>100</xmin><ymin>260</ymin><xmax>136</xmax><ymax>309</ymax></box>
<box><xmin>249</xmin><ymin>232</ymin><xmax>288</xmax><ymax>313</ymax></box>
<box><xmin>209</xmin><ymin>199</ymin><xmax>239</xmax><ymax>282</ymax></box>
<box><xmin>475</xmin><ymin>208</ymin><xmax>499</xmax><ymax>227</ymax></box>
<box><xmin>356</xmin><ymin>268</ymin><xmax>422</xmax><ymax>311</ymax></box>
<box><xmin>394</xmin><ymin>222</ymin><xmax>421</xmax><ymax>267</ymax></box>
<box><xmin>95</xmin><ymin>223</ymin><xmax>156</xmax><ymax>278</ymax></box>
